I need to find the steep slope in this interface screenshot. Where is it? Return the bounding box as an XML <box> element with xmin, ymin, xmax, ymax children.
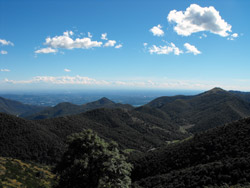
<box><xmin>0</xmin><ymin>113</ymin><xmax>64</xmax><ymax>164</ymax></box>
<box><xmin>26</xmin><ymin>97</ymin><xmax>133</xmax><ymax>120</ymax></box>
<box><xmin>143</xmin><ymin>88</ymin><xmax>250</xmax><ymax>133</ymax></box>
<box><xmin>132</xmin><ymin>117</ymin><xmax>250</xmax><ymax>188</ymax></box>
<box><xmin>0</xmin><ymin>96</ymin><xmax>46</xmax><ymax>116</ymax></box>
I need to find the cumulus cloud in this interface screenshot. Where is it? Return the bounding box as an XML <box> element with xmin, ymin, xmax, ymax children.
<box><xmin>0</xmin><ymin>50</ymin><xmax>8</xmax><ymax>55</ymax></box>
<box><xmin>101</xmin><ymin>33</ymin><xmax>108</xmax><ymax>40</ymax></box>
<box><xmin>143</xmin><ymin>43</ymin><xmax>148</xmax><ymax>47</ymax></box>
<box><xmin>167</xmin><ymin>4</ymin><xmax>232</xmax><ymax>37</ymax></box>
<box><xmin>184</xmin><ymin>43</ymin><xmax>201</xmax><ymax>55</ymax></box>
<box><xmin>149</xmin><ymin>43</ymin><xmax>183</xmax><ymax>55</ymax></box>
<box><xmin>115</xmin><ymin>44</ymin><xmax>122</xmax><ymax>49</ymax></box>
<box><xmin>35</xmin><ymin>31</ymin><xmax>122</xmax><ymax>54</ymax></box>
<box><xmin>150</xmin><ymin>24</ymin><xmax>164</xmax><ymax>36</ymax></box>
<box><xmin>0</xmin><ymin>39</ymin><xmax>14</xmax><ymax>46</ymax></box>
<box><xmin>104</xmin><ymin>40</ymin><xmax>116</xmax><ymax>47</ymax></box>
<box><xmin>64</xmin><ymin>68</ymin><xmax>71</xmax><ymax>72</ymax></box>
<box><xmin>35</xmin><ymin>47</ymin><xmax>58</xmax><ymax>54</ymax></box>
<box><xmin>44</xmin><ymin>31</ymin><xmax>102</xmax><ymax>49</ymax></box>
<box><xmin>0</xmin><ymin>69</ymin><xmax>10</xmax><ymax>72</ymax></box>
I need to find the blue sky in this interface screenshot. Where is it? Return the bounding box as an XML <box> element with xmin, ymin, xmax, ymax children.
<box><xmin>0</xmin><ymin>0</ymin><xmax>250</xmax><ymax>91</ymax></box>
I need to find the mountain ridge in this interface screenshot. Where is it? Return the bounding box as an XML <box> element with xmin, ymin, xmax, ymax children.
<box><xmin>140</xmin><ymin>87</ymin><xmax>250</xmax><ymax>132</ymax></box>
<box><xmin>26</xmin><ymin>97</ymin><xmax>134</xmax><ymax>120</ymax></box>
<box><xmin>0</xmin><ymin>96</ymin><xmax>46</xmax><ymax>117</ymax></box>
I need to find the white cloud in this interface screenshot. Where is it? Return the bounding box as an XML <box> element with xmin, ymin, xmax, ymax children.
<box><xmin>101</xmin><ymin>33</ymin><xmax>108</xmax><ymax>40</ymax></box>
<box><xmin>143</xmin><ymin>43</ymin><xmax>148</xmax><ymax>47</ymax></box>
<box><xmin>150</xmin><ymin>24</ymin><xmax>164</xmax><ymax>36</ymax></box>
<box><xmin>63</xmin><ymin>31</ymin><xmax>74</xmax><ymax>37</ymax></box>
<box><xmin>0</xmin><ymin>50</ymin><xmax>8</xmax><ymax>55</ymax></box>
<box><xmin>4</xmin><ymin>75</ymin><xmax>110</xmax><ymax>85</ymax></box>
<box><xmin>0</xmin><ymin>39</ymin><xmax>14</xmax><ymax>46</ymax></box>
<box><xmin>149</xmin><ymin>43</ymin><xmax>183</xmax><ymax>55</ymax></box>
<box><xmin>0</xmin><ymin>69</ymin><xmax>10</xmax><ymax>72</ymax></box>
<box><xmin>231</xmin><ymin>33</ymin><xmax>238</xmax><ymax>38</ymax></box>
<box><xmin>88</xmin><ymin>32</ymin><xmax>93</xmax><ymax>38</ymax></box>
<box><xmin>64</xmin><ymin>68</ymin><xmax>71</xmax><ymax>72</ymax></box>
<box><xmin>184</xmin><ymin>43</ymin><xmax>201</xmax><ymax>55</ymax></box>
<box><xmin>35</xmin><ymin>47</ymin><xmax>58</xmax><ymax>54</ymax></box>
<box><xmin>35</xmin><ymin>31</ymin><xmax>121</xmax><ymax>54</ymax></box>
<box><xmin>115</xmin><ymin>44</ymin><xmax>122</xmax><ymax>49</ymax></box>
<box><xmin>104</xmin><ymin>40</ymin><xmax>116</xmax><ymax>47</ymax></box>
<box><xmin>167</xmin><ymin>4</ymin><xmax>232</xmax><ymax>37</ymax></box>
<box><xmin>199</xmin><ymin>33</ymin><xmax>207</xmax><ymax>39</ymax></box>
<box><xmin>4</xmin><ymin>75</ymin><xmax>250</xmax><ymax>90</ymax></box>
<box><xmin>44</xmin><ymin>31</ymin><xmax>102</xmax><ymax>49</ymax></box>
<box><xmin>227</xmin><ymin>33</ymin><xmax>239</xmax><ymax>40</ymax></box>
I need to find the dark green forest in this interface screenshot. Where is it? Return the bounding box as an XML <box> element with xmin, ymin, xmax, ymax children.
<box><xmin>1</xmin><ymin>88</ymin><xmax>250</xmax><ymax>187</ymax></box>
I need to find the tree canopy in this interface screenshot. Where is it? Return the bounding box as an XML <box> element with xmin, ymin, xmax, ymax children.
<box><xmin>55</xmin><ymin>129</ymin><xmax>133</xmax><ymax>188</ymax></box>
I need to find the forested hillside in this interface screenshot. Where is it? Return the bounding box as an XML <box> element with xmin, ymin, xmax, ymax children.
<box><xmin>140</xmin><ymin>88</ymin><xmax>250</xmax><ymax>133</ymax></box>
<box><xmin>26</xmin><ymin>97</ymin><xmax>133</xmax><ymax>120</ymax></box>
<box><xmin>132</xmin><ymin>117</ymin><xmax>250</xmax><ymax>187</ymax></box>
<box><xmin>0</xmin><ymin>107</ymin><xmax>187</xmax><ymax>164</ymax></box>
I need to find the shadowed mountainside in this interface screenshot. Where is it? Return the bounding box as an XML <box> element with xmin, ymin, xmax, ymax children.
<box><xmin>0</xmin><ymin>97</ymin><xmax>46</xmax><ymax>117</ymax></box>
<box><xmin>132</xmin><ymin>117</ymin><xmax>250</xmax><ymax>188</ymax></box>
<box><xmin>229</xmin><ymin>90</ymin><xmax>250</xmax><ymax>103</ymax></box>
<box><xmin>0</xmin><ymin>113</ymin><xmax>64</xmax><ymax>164</ymax></box>
<box><xmin>0</xmin><ymin>107</ymin><xmax>187</xmax><ymax>164</ymax></box>
<box><xmin>2</xmin><ymin>88</ymin><xmax>250</xmax><ymax>135</ymax></box>
<box><xmin>138</xmin><ymin>87</ymin><xmax>250</xmax><ymax>133</ymax></box>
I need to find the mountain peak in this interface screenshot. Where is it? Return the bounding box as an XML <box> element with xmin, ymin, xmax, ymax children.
<box><xmin>98</xmin><ymin>97</ymin><xmax>114</xmax><ymax>104</ymax></box>
<box><xmin>210</xmin><ymin>87</ymin><xmax>225</xmax><ymax>92</ymax></box>
<box><xmin>202</xmin><ymin>87</ymin><xmax>227</xmax><ymax>95</ymax></box>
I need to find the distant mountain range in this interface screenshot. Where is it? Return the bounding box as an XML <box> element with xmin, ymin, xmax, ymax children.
<box><xmin>1</xmin><ymin>87</ymin><xmax>250</xmax><ymax>134</ymax></box>
<box><xmin>26</xmin><ymin>97</ymin><xmax>133</xmax><ymax>119</ymax></box>
<box><xmin>0</xmin><ymin>96</ymin><xmax>46</xmax><ymax>117</ymax></box>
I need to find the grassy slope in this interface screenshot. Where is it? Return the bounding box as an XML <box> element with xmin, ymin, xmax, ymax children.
<box><xmin>0</xmin><ymin>157</ymin><xmax>55</xmax><ymax>188</ymax></box>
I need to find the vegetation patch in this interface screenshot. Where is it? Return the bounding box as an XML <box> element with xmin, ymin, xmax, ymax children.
<box><xmin>0</xmin><ymin>157</ymin><xmax>56</xmax><ymax>188</ymax></box>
